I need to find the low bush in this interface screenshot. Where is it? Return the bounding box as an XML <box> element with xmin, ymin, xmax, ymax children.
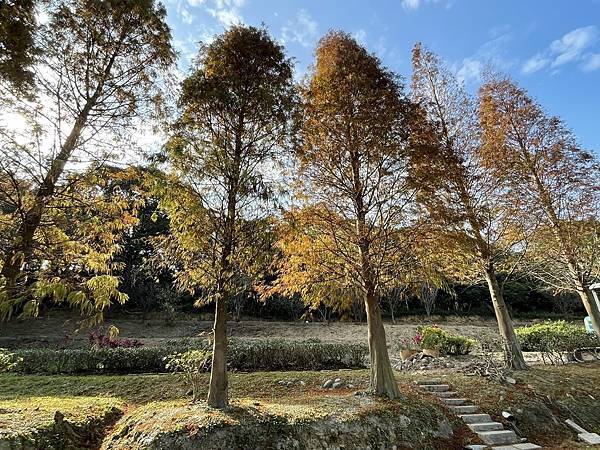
<box><xmin>12</xmin><ymin>346</ymin><xmax>180</xmax><ymax>374</ymax></box>
<box><xmin>418</xmin><ymin>326</ymin><xmax>476</xmax><ymax>356</ymax></box>
<box><xmin>9</xmin><ymin>340</ymin><xmax>367</xmax><ymax>374</ymax></box>
<box><xmin>0</xmin><ymin>348</ymin><xmax>22</xmax><ymax>372</ymax></box>
<box><xmin>166</xmin><ymin>349</ymin><xmax>212</xmax><ymax>401</ymax></box>
<box><xmin>516</xmin><ymin>321</ymin><xmax>599</xmax><ymax>353</ymax></box>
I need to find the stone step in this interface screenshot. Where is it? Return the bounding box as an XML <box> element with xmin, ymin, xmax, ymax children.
<box><xmin>443</xmin><ymin>398</ymin><xmax>467</xmax><ymax>406</ymax></box>
<box><xmin>469</xmin><ymin>421</ymin><xmax>504</xmax><ymax>432</ymax></box>
<box><xmin>420</xmin><ymin>384</ymin><xmax>450</xmax><ymax>392</ymax></box>
<box><xmin>449</xmin><ymin>405</ymin><xmax>478</xmax><ymax>414</ymax></box>
<box><xmin>459</xmin><ymin>413</ymin><xmax>492</xmax><ymax>424</ymax></box>
<box><xmin>417</xmin><ymin>379</ymin><xmax>443</xmax><ymax>385</ymax></box>
<box><xmin>492</xmin><ymin>444</ymin><xmax>541</xmax><ymax>450</ymax></box>
<box><xmin>478</xmin><ymin>430</ymin><xmax>519</xmax><ymax>446</ymax></box>
<box><xmin>434</xmin><ymin>391</ymin><xmax>458</xmax><ymax>398</ymax></box>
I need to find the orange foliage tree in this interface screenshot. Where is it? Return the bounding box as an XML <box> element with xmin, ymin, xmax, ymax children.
<box><xmin>271</xmin><ymin>31</ymin><xmax>416</xmax><ymax>398</ymax></box>
<box><xmin>409</xmin><ymin>44</ymin><xmax>527</xmax><ymax>369</ymax></box>
<box><xmin>480</xmin><ymin>75</ymin><xmax>600</xmax><ymax>336</ymax></box>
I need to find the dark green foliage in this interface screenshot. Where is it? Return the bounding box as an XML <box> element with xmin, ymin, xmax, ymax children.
<box><xmin>12</xmin><ymin>346</ymin><xmax>181</xmax><ymax>374</ymax></box>
<box><xmin>229</xmin><ymin>340</ymin><xmax>368</xmax><ymax>371</ymax></box>
<box><xmin>9</xmin><ymin>340</ymin><xmax>368</xmax><ymax>374</ymax></box>
<box><xmin>0</xmin><ymin>0</ymin><xmax>37</xmax><ymax>94</ymax></box>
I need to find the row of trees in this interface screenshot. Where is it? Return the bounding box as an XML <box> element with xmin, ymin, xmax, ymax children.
<box><xmin>1</xmin><ymin>2</ymin><xmax>598</xmax><ymax>407</ymax></box>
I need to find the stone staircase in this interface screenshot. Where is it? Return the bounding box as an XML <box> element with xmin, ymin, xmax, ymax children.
<box><xmin>417</xmin><ymin>379</ymin><xmax>541</xmax><ymax>450</ymax></box>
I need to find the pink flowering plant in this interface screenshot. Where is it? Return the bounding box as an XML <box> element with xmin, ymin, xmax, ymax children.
<box><xmin>398</xmin><ymin>332</ymin><xmax>422</xmax><ymax>350</ymax></box>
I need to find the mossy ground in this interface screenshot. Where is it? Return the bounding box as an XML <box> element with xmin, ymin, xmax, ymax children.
<box><xmin>1</xmin><ymin>363</ymin><xmax>599</xmax><ymax>449</ymax></box>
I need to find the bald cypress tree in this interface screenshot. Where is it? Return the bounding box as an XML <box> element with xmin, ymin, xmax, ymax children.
<box><xmin>480</xmin><ymin>75</ymin><xmax>600</xmax><ymax>336</ymax></box>
<box><xmin>276</xmin><ymin>31</ymin><xmax>415</xmax><ymax>398</ymax></box>
<box><xmin>410</xmin><ymin>44</ymin><xmax>527</xmax><ymax>370</ymax></box>
<box><xmin>158</xmin><ymin>25</ymin><xmax>296</xmax><ymax>408</ymax></box>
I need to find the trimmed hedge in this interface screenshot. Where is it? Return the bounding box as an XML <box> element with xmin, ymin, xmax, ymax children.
<box><xmin>229</xmin><ymin>340</ymin><xmax>367</xmax><ymax>371</ymax></box>
<box><xmin>10</xmin><ymin>339</ymin><xmax>368</xmax><ymax>374</ymax></box>
<box><xmin>516</xmin><ymin>320</ymin><xmax>599</xmax><ymax>352</ymax></box>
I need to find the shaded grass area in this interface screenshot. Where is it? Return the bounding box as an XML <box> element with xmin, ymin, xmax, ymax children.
<box><xmin>0</xmin><ymin>369</ymin><xmax>371</xmax><ymax>404</ymax></box>
<box><xmin>1</xmin><ymin>364</ymin><xmax>599</xmax><ymax>448</ymax></box>
<box><xmin>1</xmin><ymin>370</ymin><xmax>470</xmax><ymax>449</ymax></box>
<box><xmin>0</xmin><ymin>396</ymin><xmax>123</xmax><ymax>449</ymax></box>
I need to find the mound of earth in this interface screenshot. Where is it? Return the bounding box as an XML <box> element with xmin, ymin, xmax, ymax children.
<box><xmin>101</xmin><ymin>394</ymin><xmax>468</xmax><ymax>450</ymax></box>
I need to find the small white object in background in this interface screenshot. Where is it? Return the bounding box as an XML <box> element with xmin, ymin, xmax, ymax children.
<box><xmin>584</xmin><ymin>316</ymin><xmax>594</xmax><ymax>333</ymax></box>
<box><xmin>565</xmin><ymin>419</ymin><xmax>600</xmax><ymax>445</ymax></box>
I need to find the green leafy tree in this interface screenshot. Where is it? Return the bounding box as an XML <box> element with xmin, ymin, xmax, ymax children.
<box><xmin>0</xmin><ymin>0</ymin><xmax>38</xmax><ymax>94</ymax></box>
<box><xmin>156</xmin><ymin>25</ymin><xmax>296</xmax><ymax>408</ymax></box>
<box><xmin>0</xmin><ymin>0</ymin><xmax>174</xmax><ymax>314</ymax></box>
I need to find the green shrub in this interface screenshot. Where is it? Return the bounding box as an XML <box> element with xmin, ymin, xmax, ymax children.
<box><xmin>418</xmin><ymin>326</ymin><xmax>476</xmax><ymax>356</ymax></box>
<box><xmin>228</xmin><ymin>340</ymin><xmax>368</xmax><ymax>371</ymax></box>
<box><xmin>166</xmin><ymin>349</ymin><xmax>212</xmax><ymax>401</ymax></box>
<box><xmin>12</xmin><ymin>347</ymin><xmax>182</xmax><ymax>374</ymax></box>
<box><xmin>516</xmin><ymin>320</ymin><xmax>599</xmax><ymax>353</ymax></box>
<box><xmin>9</xmin><ymin>340</ymin><xmax>367</xmax><ymax>374</ymax></box>
<box><xmin>0</xmin><ymin>348</ymin><xmax>22</xmax><ymax>373</ymax></box>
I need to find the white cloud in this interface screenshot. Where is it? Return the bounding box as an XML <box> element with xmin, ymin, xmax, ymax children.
<box><xmin>402</xmin><ymin>0</ymin><xmax>421</xmax><ymax>10</ymax></box>
<box><xmin>550</xmin><ymin>26</ymin><xmax>598</xmax><ymax>67</ymax></box>
<box><xmin>456</xmin><ymin>57</ymin><xmax>483</xmax><ymax>83</ymax></box>
<box><xmin>522</xmin><ymin>53</ymin><xmax>549</xmax><ymax>74</ymax></box>
<box><xmin>402</xmin><ymin>0</ymin><xmax>449</xmax><ymax>11</ymax></box>
<box><xmin>453</xmin><ymin>28</ymin><xmax>514</xmax><ymax>84</ymax></box>
<box><xmin>281</xmin><ymin>9</ymin><xmax>318</xmax><ymax>48</ymax></box>
<box><xmin>522</xmin><ymin>26</ymin><xmax>599</xmax><ymax>75</ymax></box>
<box><xmin>582</xmin><ymin>53</ymin><xmax>600</xmax><ymax>72</ymax></box>
<box><xmin>353</xmin><ymin>29</ymin><xmax>367</xmax><ymax>46</ymax></box>
<box><xmin>206</xmin><ymin>0</ymin><xmax>245</xmax><ymax>26</ymax></box>
<box><xmin>180</xmin><ymin>8</ymin><xmax>193</xmax><ymax>24</ymax></box>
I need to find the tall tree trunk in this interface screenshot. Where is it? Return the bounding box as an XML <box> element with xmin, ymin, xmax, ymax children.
<box><xmin>483</xmin><ymin>265</ymin><xmax>527</xmax><ymax>370</ymax></box>
<box><xmin>365</xmin><ymin>286</ymin><xmax>401</xmax><ymax>399</ymax></box>
<box><xmin>207</xmin><ymin>287</ymin><xmax>229</xmax><ymax>408</ymax></box>
<box><xmin>577</xmin><ymin>286</ymin><xmax>600</xmax><ymax>337</ymax></box>
<box><xmin>207</xmin><ymin>132</ymin><xmax>241</xmax><ymax>408</ymax></box>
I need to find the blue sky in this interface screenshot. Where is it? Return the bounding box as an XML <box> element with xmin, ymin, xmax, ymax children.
<box><xmin>163</xmin><ymin>0</ymin><xmax>600</xmax><ymax>153</ymax></box>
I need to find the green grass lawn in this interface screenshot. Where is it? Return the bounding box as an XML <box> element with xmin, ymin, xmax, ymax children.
<box><xmin>1</xmin><ymin>364</ymin><xmax>599</xmax><ymax>449</ymax></box>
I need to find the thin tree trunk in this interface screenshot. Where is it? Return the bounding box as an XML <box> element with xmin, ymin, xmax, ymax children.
<box><xmin>483</xmin><ymin>265</ymin><xmax>527</xmax><ymax>370</ymax></box>
<box><xmin>1</xmin><ymin>99</ymin><xmax>97</xmax><ymax>287</ymax></box>
<box><xmin>519</xmin><ymin>151</ymin><xmax>600</xmax><ymax>337</ymax></box>
<box><xmin>577</xmin><ymin>287</ymin><xmax>600</xmax><ymax>337</ymax></box>
<box><xmin>365</xmin><ymin>289</ymin><xmax>401</xmax><ymax>399</ymax></box>
<box><xmin>207</xmin><ymin>288</ymin><xmax>228</xmax><ymax>408</ymax></box>
<box><xmin>0</xmin><ymin>37</ymin><xmax>123</xmax><ymax>288</ymax></box>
